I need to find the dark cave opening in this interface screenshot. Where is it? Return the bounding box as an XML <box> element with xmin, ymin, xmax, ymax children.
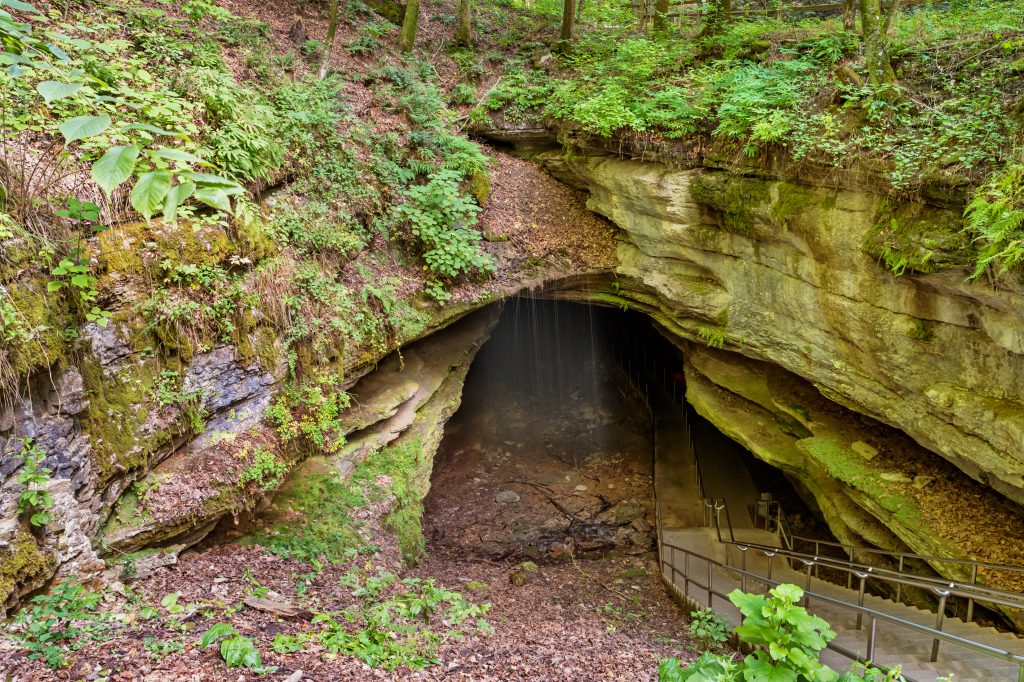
<box><xmin>422</xmin><ymin>297</ymin><xmax>831</xmax><ymax>562</ymax></box>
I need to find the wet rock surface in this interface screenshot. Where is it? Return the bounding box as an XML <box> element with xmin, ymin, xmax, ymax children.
<box><xmin>424</xmin><ymin>303</ymin><xmax>657</xmax><ymax>562</ymax></box>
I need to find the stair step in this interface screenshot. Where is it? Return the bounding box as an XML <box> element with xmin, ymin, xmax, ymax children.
<box><xmin>659</xmin><ymin>532</ymin><xmax>1024</xmax><ymax>681</ymax></box>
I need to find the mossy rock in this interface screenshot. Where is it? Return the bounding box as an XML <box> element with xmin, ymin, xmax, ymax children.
<box><xmin>98</xmin><ymin>220</ymin><xmax>239</xmax><ymax>278</ymax></box>
<box><xmin>363</xmin><ymin>0</ymin><xmax>406</xmax><ymax>24</ymax></box>
<box><xmin>863</xmin><ymin>200</ymin><xmax>973</xmax><ymax>276</ymax></box>
<box><xmin>78</xmin><ymin>353</ymin><xmax>177</xmax><ymax>484</ymax></box>
<box><xmin>0</xmin><ymin>530</ymin><xmax>57</xmax><ymax>613</ymax></box>
<box><xmin>3</xmin><ymin>277</ymin><xmax>71</xmax><ymax>378</ymax></box>
<box><xmin>690</xmin><ymin>173</ymin><xmax>772</xmax><ymax>238</ymax></box>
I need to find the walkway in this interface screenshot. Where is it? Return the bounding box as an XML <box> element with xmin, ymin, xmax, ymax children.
<box><xmin>617</xmin><ymin>344</ymin><xmax>1024</xmax><ymax>682</ymax></box>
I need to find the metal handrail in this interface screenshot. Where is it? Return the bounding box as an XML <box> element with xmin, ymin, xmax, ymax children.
<box><xmin>706</xmin><ymin>497</ymin><xmax>1024</xmax><ymax>614</ymax></box>
<box><xmin>620</xmin><ymin>337</ymin><xmax>1024</xmax><ymax>678</ymax></box>
<box><xmin>788</xmin><ymin>533</ymin><xmax>1024</xmax><ymax>576</ymax></box>
<box><xmin>658</xmin><ymin>535</ymin><xmax>1024</xmax><ymax>681</ymax></box>
<box><xmin>751</xmin><ymin>499</ymin><xmax>794</xmax><ymax>551</ymax></box>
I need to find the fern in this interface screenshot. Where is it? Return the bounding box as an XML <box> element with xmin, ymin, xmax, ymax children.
<box><xmin>963</xmin><ymin>164</ymin><xmax>1024</xmax><ymax>279</ymax></box>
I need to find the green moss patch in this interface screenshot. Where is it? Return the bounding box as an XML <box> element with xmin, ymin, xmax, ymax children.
<box><xmin>796</xmin><ymin>436</ymin><xmax>922</xmax><ymax>528</ymax></box>
<box><xmin>244</xmin><ymin>437</ymin><xmax>429</xmax><ymax>567</ymax></box>
<box><xmin>863</xmin><ymin>200</ymin><xmax>973</xmax><ymax>276</ymax></box>
<box><xmin>0</xmin><ymin>531</ymin><xmax>57</xmax><ymax>609</ymax></box>
<box><xmin>78</xmin><ymin>354</ymin><xmax>177</xmax><ymax>484</ymax></box>
<box><xmin>690</xmin><ymin>173</ymin><xmax>772</xmax><ymax>237</ymax></box>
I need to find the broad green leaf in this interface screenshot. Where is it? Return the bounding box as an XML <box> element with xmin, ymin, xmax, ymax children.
<box><xmin>199</xmin><ymin>622</ymin><xmax>236</xmax><ymax>650</ymax></box>
<box><xmin>160</xmin><ymin>592</ymin><xmax>179</xmax><ymax>608</ymax></box>
<box><xmin>122</xmin><ymin>122</ymin><xmax>186</xmax><ymax>138</ymax></box>
<box><xmin>162</xmin><ymin>181</ymin><xmax>195</xmax><ymax>224</ymax></box>
<box><xmin>130</xmin><ymin>170</ymin><xmax>171</xmax><ymax>220</ymax></box>
<box><xmin>1</xmin><ymin>0</ymin><xmax>41</xmax><ymax>13</ymax></box>
<box><xmin>46</xmin><ymin>43</ymin><xmax>70</xmax><ymax>61</ymax></box>
<box><xmin>91</xmin><ymin>145</ymin><xmax>139</xmax><ymax>196</ymax></box>
<box><xmin>221</xmin><ymin>635</ymin><xmax>261</xmax><ymax>669</ymax></box>
<box><xmin>46</xmin><ymin>281</ymin><xmax>62</xmax><ymax>292</ymax></box>
<box><xmin>149</xmin><ymin>148</ymin><xmax>208</xmax><ymax>166</ymax></box>
<box><xmin>179</xmin><ymin>171</ymin><xmax>241</xmax><ymax>189</ymax></box>
<box><xmin>742</xmin><ymin>652</ymin><xmax>798</xmax><ymax>682</ymax></box>
<box><xmin>771</xmin><ymin>584</ymin><xmax>803</xmax><ymax>604</ymax></box>
<box><xmin>195</xmin><ymin>186</ymin><xmax>242</xmax><ymax>214</ymax></box>
<box><xmin>36</xmin><ymin>80</ymin><xmax>81</xmax><ymax>104</ymax></box>
<box><xmin>59</xmin><ymin>114</ymin><xmax>111</xmax><ymax>143</ymax></box>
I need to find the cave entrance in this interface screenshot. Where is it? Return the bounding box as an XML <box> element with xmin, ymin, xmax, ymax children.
<box><xmin>422</xmin><ymin>297</ymin><xmax>826</xmax><ymax>563</ymax></box>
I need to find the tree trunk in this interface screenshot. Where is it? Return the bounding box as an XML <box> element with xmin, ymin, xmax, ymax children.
<box><xmin>559</xmin><ymin>0</ymin><xmax>575</xmax><ymax>42</ymax></box>
<box><xmin>317</xmin><ymin>0</ymin><xmax>340</xmax><ymax>79</ymax></box>
<box><xmin>654</xmin><ymin>0</ymin><xmax>669</xmax><ymax>31</ymax></box>
<box><xmin>859</xmin><ymin>0</ymin><xmax>896</xmax><ymax>86</ymax></box>
<box><xmin>842</xmin><ymin>0</ymin><xmax>855</xmax><ymax>30</ymax></box>
<box><xmin>882</xmin><ymin>0</ymin><xmax>902</xmax><ymax>36</ymax></box>
<box><xmin>456</xmin><ymin>0</ymin><xmax>472</xmax><ymax>46</ymax></box>
<box><xmin>700</xmin><ymin>0</ymin><xmax>729</xmax><ymax>35</ymax></box>
<box><xmin>558</xmin><ymin>0</ymin><xmax>575</xmax><ymax>49</ymax></box>
<box><xmin>399</xmin><ymin>0</ymin><xmax>421</xmax><ymax>53</ymax></box>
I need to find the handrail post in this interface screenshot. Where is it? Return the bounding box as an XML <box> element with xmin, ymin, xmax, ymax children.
<box><xmin>856</xmin><ymin>573</ymin><xmax>868</xmax><ymax>630</ymax></box>
<box><xmin>670</xmin><ymin>545</ymin><xmax>676</xmax><ymax>585</ymax></box>
<box><xmin>866</xmin><ymin>615</ymin><xmax>877</xmax><ymax>662</ymax></box>
<box><xmin>804</xmin><ymin>561</ymin><xmax>813</xmax><ymax>607</ymax></box>
<box><xmin>931</xmin><ymin>590</ymin><xmax>949</xmax><ymax>662</ymax></box>
<box><xmin>741</xmin><ymin>548</ymin><xmax>748</xmax><ymax>592</ymax></box>
<box><xmin>814</xmin><ymin>540</ymin><xmax>820</xmax><ymax>579</ymax></box>
<box><xmin>967</xmin><ymin>564</ymin><xmax>978</xmax><ymax>623</ymax></box>
<box><xmin>896</xmin><ymin>555</ymin><xmax>904</xmax><ymax>604</ymax></box>
<box><xmin>707</xmin><ymin>558</ymin><xmax>713</xmax><ymax>608</ymax></box>
<box><xmin>684</xmin><ymin>551</ymin><xmax>690</xmax><ymax>598</ymax></box>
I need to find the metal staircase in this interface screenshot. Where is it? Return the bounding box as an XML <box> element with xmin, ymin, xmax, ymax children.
<box><xmin>661</xmin><ymin>497</ymin><xmax>1024</xmax><ymax>681</ymax></box>
<box><xmin>608</xmin><ymin>339</ymin><xmax>1024</xmax><ymax>681</ymax></box>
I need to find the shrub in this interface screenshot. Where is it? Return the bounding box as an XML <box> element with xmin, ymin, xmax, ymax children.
<box><xmin>688</xmin><ymin>608</ymin><xmax>730</xmax><ymax>651</ymax></box>
<box><xmin>314</xmin><ymin>571</ymin><xmax>491</xmax><ymax>670</ymax></box>
<box><xmin>199</xmin><ymin>623</ymin><xmax>274</xmax><ymax>673</ymax></box>
<box><xmin>659</xmin><ymin>584</ymin><xmax>911</xmax><ymax>682</ymax></box>
<box><xmin>238</xmin><ymin>447</ymin><xmax>288</xmax><ymax>491</ymax></box>
<box><xmin>266</xmin><ymin>375</ymin><xmax>351</xmax><ymax>454</ymax></box>
<box><xmin>15</xmin><ymin>440</ymin><xmax>55</xmax><ymax>527</ymax></box>
<box><xmin>393</xmin><ymin>169</ymin><xmax>494</xmax><ymax>301</ymax></box>
<box><xmin>12</xmin><ymin>581</ymin><xmax>106</xmax><ymax>669</ymax></box>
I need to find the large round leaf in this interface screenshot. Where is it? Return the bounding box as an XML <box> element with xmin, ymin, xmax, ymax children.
<box><xmin>36</xmin><ymin>80</ymin><xmax>82</xmax><ymax>104</ymax></box>
<box><xmin>130</xmin><ymin>170</ymin><xmax>171</xmax><ymax>221</ymax></box>
<box><xmin>91</xmin><ymin>145</ymin><xmax>139</xmax><ymax>196</ymax></box>
<box><xmin>59</xmin><ymin>114</ymin><xmax>111</xmax><ymax>143</ymax></box>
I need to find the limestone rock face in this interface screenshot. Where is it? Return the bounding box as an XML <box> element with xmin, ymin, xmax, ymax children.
<box><xmin>542</xmin><ymin>152</ymin><xmax>1024</xmax><ymax>508</ymax></box>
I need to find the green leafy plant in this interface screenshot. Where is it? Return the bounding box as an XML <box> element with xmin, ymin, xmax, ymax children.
<box><xmin>393</xmin><ymin>168</ymin><xmax>494</xmax><ymax>301</ymax></box>
<box><xmin>964</xmin><ymin>163</ymin><xmax>1024</xmax><ymax>279</ymax></box>
<box><xmin>47</xmin><ymin>251</ymin><xmax>109</xmax><ymax>327</ymax></box>
<box><xmin>15</xmin><ymin>439</ymin><xmax>54</xmax><ymax>527</ymax></box>
<box><xmin>199</xmin><ymin>623</ymin><xmax>274</xmax><ymax>673</ymax></box>
<box><xmin>143</xmin><ymin>636</ymin><xmax>185</xmax><ymax>660</ymax></box>
<box><xmin>688</xmin><ymin>607</ymin><xmax>731</xmax><ymax>651</ymax></box>
<box><xmin>154</xmin><ymin>370</ymin><xmax>208</xmax><ymax>433</ymax></box>
<box><xmin>238</xmin><ymin>447</ymin><xmax>288</xmax><ymax>491</ymax></box>
<box><xmin>697</xmin><ymin>326</ymin><xmax>726</xmax><ymax>349</ymax></box>
<box><xmin>12</xmin><ymin>581</ymin><xmax>106</xmax><ymax>669</ymax></box>
<box><xmin>271</xmin><ymin>632</ymin><xmax>309</xmax><ymax>654</ymax></box>
<box><xmin>266</xmin><ymin>375</ymin><xmax>350</xmax><ymax>453</ymax></box>
<box><xmin>659</xmin><ymin>584</ymin><xmax>911</xmax><ymax>682</ymax></box>
<box><xmin>313</xmin><ymin>571</ymin><xmax>491</xmax><ymax>670</ymax></box>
